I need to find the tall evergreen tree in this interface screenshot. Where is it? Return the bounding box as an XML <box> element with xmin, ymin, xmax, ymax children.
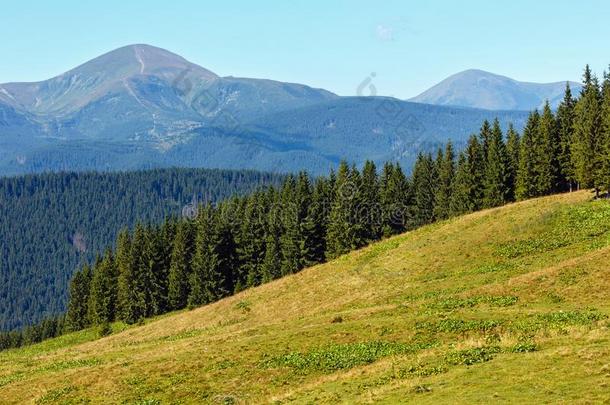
<box><xmin>189</xmin><ymin>205</ymin><xmax>222</xmax><ymax>308</ymax></box>
<box><xmin>483</xmin><ymin>119</ymin><xmax>511</xmax><ymax>208</ymax></box>
<box><xmin>278</xmin><ymin>176</ymin><xmax>300</xmax><ymax>275</ymax></box>
<box><xmin>65</xmin><ymin>264</ymin><xmax>92</xmax><ymax>331</ymax></box>
<box><xmin>535</xmin><ymin>102</ymin><xmax>559</xmax><ymax>195</ymax></box>
<box><xmin>143</xmin><ymin>225</ymin><xmax>167</xmax><ymax>316</ymax></box>
<box><xmin>214</xmin><ymin>203</ymin><xmax>239</xmax><ymax>295</ymax></box>
<box><xmin>449</xmin><ymin>134</ymin><xmax>485</xmax><ymax>214</ymax></box>
<box><xmin>326</xmin><ymin>162</ymin><xmax>360</xmax><ymax>259</ymax></box>
<box><xmin>572</xmin><ymin>65</ymin><xmax>602</xmax><ymax>192</ymax></box>
<box><xmin>347</xmin><ymin>164</ymin><xmax>368</xmax><ymax>247</ymax></box>
<box><xmin>360</xmin><ymin>161</ymin><xmax>381</xmax><ymax>241</ymax></box>
<box><xmin>159</xmin><ymin>218</ymin><xmax>177</xmax><ymax>270</ymax></box>
<box><xmin>238</xmin><ymin>191</ymin><xmax>268</xmax><ymax>288</ymax></box>
<box><xmin>434</xmin><ymin>141</ymin><xmax>455</xmax><ymax>220</ymax></box>
<box><xmin>167</xmin><ymin>221</ymin><xmax>193</xmax><ymax>310</ymax></box>
<box><xmin>516</xmin><ymin>111</ymin><xmax>540</xmax><ymax>200</ymax></box>
<box><xmin>116</xmin><ymin>229</ymin><xmax>134</xmax><ymax>321</ymax></box>
<box><xmin>87</xmin><ymin>251</ymin><xmax>118</xmax><ymax>325</ymax></box>
<box><xmin>280</xmin><ymin>173</ymin><xmax>311</xmax><ymax>275</ymax></box>
<box><xmin>379</xmin><ymin>162</ymin><xmax>410</xmax><ymax>236</ymax></box>
<box><xmin>261</xmin><ymin>200</ymin><xmax>283</xmax><ymax>282</ymax></box>
<box><xmin>505</xmin><ymin>124</ymin><xmax>521</xmax><ymax>201</ymax></box>
<box><xmin>556</xmin><ymin>83</ymin><xmax>576</xmax><ymax>191</ymax></box>
<box><xmin>301</xmin><ymin>178</ymin><xmax>330</xmax><ymax>266</ymax></box>
<box><xmin>449</xmin><ymin>152</ymin><xmax>470</xmax><ymax>216</ymax></box>
<box><xmin>411</xmin><ymin>153</ymin><xmax>438</xmax><ymax>227</ymax></box>
<box><xmin>599</xmin><ymin>69</ymin><xmax>610</xmax><ymax>195</ymax></box>
<box><xmin>479</xmin><ymin>120</ymin><xmax>493</xmax><ymax>165</ymax></box>
<box><xmin>117</xmin><ymin>224</ymin><xmax>149</xmax><ymax>323</ymax></box>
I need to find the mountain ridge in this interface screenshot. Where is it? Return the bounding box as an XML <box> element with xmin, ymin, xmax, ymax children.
<box><xmin>0</xmin><ymin>45</ymin><xmax>545</xmax><ymax>176</ymax></box>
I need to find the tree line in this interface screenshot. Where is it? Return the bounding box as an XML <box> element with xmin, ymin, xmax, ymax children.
<box><xmin>2</xmin><ymin>65</ymin><xmax>609</xmax><ymax>351</ymax></box>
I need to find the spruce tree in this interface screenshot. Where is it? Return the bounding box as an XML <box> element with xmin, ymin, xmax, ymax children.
<box><xmin>434</xmin><ymin>141</ymin><xmax>455</xmax><ymax>220</ymax></box>
<box><xmin>155</xmin><ymin>219</ymin><xmax>176</xmax><ymax>312</ymax></box>
<box><xmin>599</xmin><ymin>69</ymin><xmax>610</xmax><ymax>195</ymax></box>
<box><xmin>238</xmin><ymin>191</ymin><xmax>267</xmax><ymax>288</ymax></box>
<box><xmin>167</xmin><ymin>221</ymin><xmax>193</xmax><ymax>310</ymax></box>
<box><xmin>483</xmin><ymin>119</ymin><xmax>511</xmax><ymax>208</ymax></box>
<box><xmin>411</xmin><ymin>153</ymin><xmax>438</xmax><ymax>227</ymax></box>
<box><xmin>556</xmin><ymin>83</ymin><xmax>576</xmax><ymax>191</ymax></box>
<box><xmin>572</xmin><ymin>65</ymin><xmax>602</xmax><ymax>192</ymax></box>
<box><xmin>301</xmin><ymin>178</ymin><xmax>329</xmax><ymax>266</ymax></box>
<box><xmin>143</xmin><ymin>225</ymin><xmax>167</xmax><ymax>316</ymax></box>
<box><xmin>296</xmin><ymin>172</ymin><xmax>317</xmax><ymax>262</ymax></box>
<box><xmin>535</xmin><ymin>102</ymin><xmax>559</xmax><ymax>195</ymax></box>
<box><xmin>516</xmin><ymin>111</ymin><xmax>540</xmax><ymax>200</ymax></box>
<box><xmin>449</xmin><ymin>152</ymin><xmax>471</xmax><ymax>216</ymax></box>
<box><xmin>65</xmin><ymin>264</ymin><xmax>92</xmax><ymax>331</ymax></box>
<box><xmin>348</xmin><ymin>164</ymin><xmax>368</xmax><ymax>247</ymax></box>
<box><xmin>87</xmin><ymin>251</ymin><xmax>118</xmax><ymax>325</ymax></box>
<box><xmin>280</xmin><ymin>173</ymin><xmax>311</xmax><ymax>275</ymax></box>
<box><xmin>449</xmin><ymin>134</ymin><xmax>485</xmax><ymax>214</ymax></box>
<box><xmin>326</xmin><ymin>162</ymin><xmax>356</xmax><ymax>259</ymax></box>
<box><xmin>505</xmin><ymin>124</ymin><xmax>521</xmax><ymax>201</ymax></box>
<box><xmin>360</xmin><ymin>161</ymin><xmax>381</xmax><ymax>241</ymax></box>
<box><xmin>123</xmin><ymin>224</ymin><xmax>150</xmax><ymax>322</ymax></box>
<box><xmin>479</xmin><ymin>120</ymin><xmax>493</xmax><ymax>165</ymax></box>
<box><xmin>115</xmin><ymin>229</ymin><xmax>132</xmax><ymax>320</ymax></box>
<box><xmin>214</xmin><ymin>204</ymin><xmax>239</xmax><ymax>296</ymax></box>
<box><xmin>102</xmin><ymin>250</ymin><xmax>119</xmax><ymax>322</ymax></box>
<box><xmin>189</xmin><ymin>205</ymin><xmax>222</xmax><ymax>308</ymax></box>
<box><xmin>228</xmin><ymin>197</ymin><xmax>248</xmax><ymax>293</ymax></box>
<box><xmin>160</xmin><ymin>218</ymin><xmax>177</xmax><ymax>273</ymax></box>
<box><xmin>379</xmin><ymin>162</ymin><xmax>410</xmax><ymax>236</ymax></box>
<box><xmin>261</xmin><ymin>202</ymin><xmax>283</xmax><ymax>282</ymax></box>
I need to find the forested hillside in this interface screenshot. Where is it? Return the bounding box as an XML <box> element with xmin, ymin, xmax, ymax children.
<box><xmin>0</xmin><ymin>169</ymin><xmax>284</xmax><ymax>331</ymax></box>
<box><xmin>2</xmin><ymin>191</ymin><xmax>610</xmax><ymax>403</ymax></box>
<box><xmin>0</xmin><ymin>63</ymin><xmax>600</xmax><ymax>351</ymax></box>
<box><xmin>2</xmin><ymin>64</ymin><xmax>609</xmax><ymax>347</ymax></box>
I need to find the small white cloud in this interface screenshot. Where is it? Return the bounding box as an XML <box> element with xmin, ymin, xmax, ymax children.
<box><xmin>375</xmin><ymin>19</ymin><xmax>420</xmax><ymax>42</ymax></box>
<box><xmin>376</xmin><ymin>25</ymin><xmax>394</xmax><ymax>41</ymax></box>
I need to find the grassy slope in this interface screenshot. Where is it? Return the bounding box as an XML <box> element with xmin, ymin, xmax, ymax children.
<box><xmin>2</xmin><ymin>191</ymin><xmax>610</xmax><ymax>404</ymax></box>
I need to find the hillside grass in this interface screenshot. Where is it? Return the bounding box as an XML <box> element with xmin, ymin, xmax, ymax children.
<box><xmin>2</xmin><ymin>191</ymin><xmax>610</xmax><ymax>404</ymax></box>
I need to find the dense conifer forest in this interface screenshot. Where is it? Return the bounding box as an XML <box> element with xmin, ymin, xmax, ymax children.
<box><xmin>1</xmin><ymin>65</ymin><xmax>609</xmax><ymax>350</ymax></box>
<box><xmin>0</xmin><ymin>169</ymin><xmax>284</xmax><ymax>331</ymax></box>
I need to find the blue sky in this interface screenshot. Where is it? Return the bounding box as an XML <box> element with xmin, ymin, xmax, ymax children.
<box><xmin>1</xmin><ymin>0</ymin><xmax>609</xmax><ymax>98</ymax></box>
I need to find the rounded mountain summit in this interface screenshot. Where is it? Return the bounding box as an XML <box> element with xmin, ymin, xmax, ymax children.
<box><xmin>410</xmin><ymin>69</ymin><xmax>582</xmax><ymax>111</ymax></box>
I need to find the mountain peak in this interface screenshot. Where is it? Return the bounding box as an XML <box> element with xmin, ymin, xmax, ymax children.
<box><xmin>67</xmin><ymin>44</ymin><xmax>218</xmax><ymax>80</ymax></box>
<box><xmin>411</xmin><ymin>70</ymin><xmax>581</xmax><ymax>111</ymax></box>
<box><xmin>456</xmin><ymin>68</ymin><xmax>497</xmax><ymax>75</ymax></box>
<box><xmin>451</xmin><ymin>69</ymin><xmax>512</xmax><ymax>80</ymax></box>
<box><xmin>1</xmin><ymin>44</ymin><xmax>218</xmax><ymax>115</ymax></box>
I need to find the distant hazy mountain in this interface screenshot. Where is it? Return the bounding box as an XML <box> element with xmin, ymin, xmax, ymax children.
<box><xmin>410</xmin><ymin>69</ymin><xmax>582</xmax><ymax>111</ymax></box>
<box><xmin>0</xmin><ymin>46</ymin><xmax>529</xmax><ymax>176</ymax></box>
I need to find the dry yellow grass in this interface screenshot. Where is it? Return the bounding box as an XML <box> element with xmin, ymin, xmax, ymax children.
<box><xmin>1</xmin><ymin>190</ymin><xmax>610</xmax><ymax>404</ymax></box>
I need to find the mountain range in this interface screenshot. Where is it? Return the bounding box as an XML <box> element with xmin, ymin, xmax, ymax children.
<box><xmin>0</xmin><ymin>45</ymin><xmax>576</xmax><ymax>176</ymax></box>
